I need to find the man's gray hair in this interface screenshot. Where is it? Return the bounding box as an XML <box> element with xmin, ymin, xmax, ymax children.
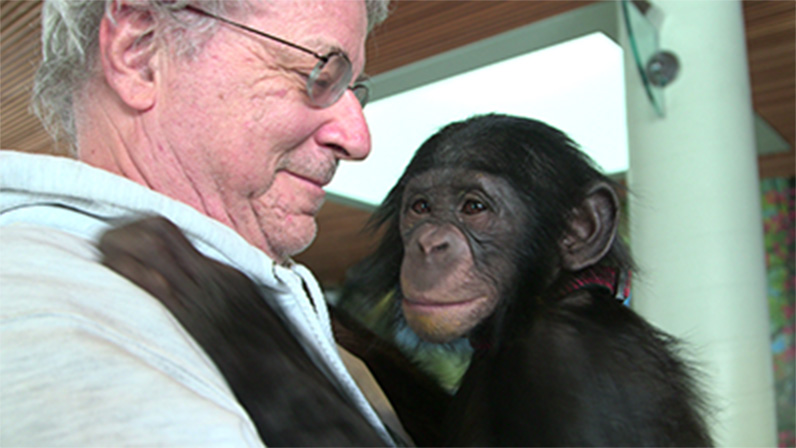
<box><xmin>33</xmin><ymin>0</ymin><xmax>391</xmax><ymax>154</ymax></box>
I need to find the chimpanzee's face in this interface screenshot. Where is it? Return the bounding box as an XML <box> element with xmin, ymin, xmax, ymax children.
<box><xmin>398</xmin><ymin>168</ymin><xmax>529</xmax><ymax>343</ymax></box>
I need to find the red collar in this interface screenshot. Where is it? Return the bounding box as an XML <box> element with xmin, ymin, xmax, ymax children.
<box><xmin>470</xmin><ymin>267</ymin><xmax>632</xmax><ymax>354</ymax></box>
<box><xmin>557</xmin><ymin>266</ymin><xmax>631</xmax><ymax>302</ymax></box>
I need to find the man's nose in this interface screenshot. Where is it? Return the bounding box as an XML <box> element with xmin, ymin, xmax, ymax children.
<box><xmin>315</xmin><ymin>89</ymin><xmax>372</xmax><ymax>161</ymax></box>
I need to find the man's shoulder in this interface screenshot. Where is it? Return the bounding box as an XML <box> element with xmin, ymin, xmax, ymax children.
<box><xmin>0</xmin><ymin>222</ymin><xmax>209</xmax><ymax>376</ymax></box>
<box><xmin>1</xmin><ymin>223</ymin><xmax>114</xmax><ymax>299</ymax></box>
<box><xmin>0</xmin><ymin>222</ymin><xmax>190</xmax><ymax>346</ymax></box>
<box><xmin>0</xmin><ymin>222</ymin><xmax>263</xmax><ymax>446</ymax></box>
<box><xmin>0</xmin><ymin>221</ymin><xmax>96</xmax><ymax>260</ymax></box>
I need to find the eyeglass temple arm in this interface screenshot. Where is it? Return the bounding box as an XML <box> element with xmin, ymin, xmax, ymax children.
<box><xmin>183</xmin><ymin>5</ymin><xmax>327</xmax><ymax>61</ymax></box>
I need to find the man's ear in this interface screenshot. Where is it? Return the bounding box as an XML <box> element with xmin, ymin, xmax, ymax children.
<box><xmin>559</xmin><ymin>182</ymin><xmax>619</xmax><ymax>271</ymax></box>
<box><xmin>98</xmin><ymin>2</ymin><xmax>160</xmax><ymax>111</ymax></box>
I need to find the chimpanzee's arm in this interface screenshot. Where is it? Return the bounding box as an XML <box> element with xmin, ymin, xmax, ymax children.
<box><xmin>99</xmin><ymin>217</ymin><xmax>385</xmax><ymax>447</ymax></box>
<box><xmin>470</xmin><ymin>291</ymin><xmax>712</xmax><ymax>447</ymax></box>
<box><xmin>332</xmin><ymin>308</ymin><xmax>451</xmax><ymax>447</ymax></box>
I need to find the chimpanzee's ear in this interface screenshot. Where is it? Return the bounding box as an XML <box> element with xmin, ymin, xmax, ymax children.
<box><xmin>559</xmin><ymin>182</ymin><xmax>619</xmax><ymax>271</ymax></box>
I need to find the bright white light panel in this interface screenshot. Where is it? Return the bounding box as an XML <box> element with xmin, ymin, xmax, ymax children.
<box><xmin>327</xmin><ymin>32</ymin><xmax>628</xmax><ymax>207</ymax></box>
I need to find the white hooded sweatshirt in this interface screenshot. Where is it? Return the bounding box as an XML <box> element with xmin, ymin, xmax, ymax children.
<box><xmin>0</xmin><ymin>150</ymin><xmax>393</xmax><ymax>447</ymax></box>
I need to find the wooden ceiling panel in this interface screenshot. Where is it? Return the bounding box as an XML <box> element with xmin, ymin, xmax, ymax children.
<box><xmin>744</xmin><ymin>0</ymin><xmax>795</xmax><ymax>152</ymax></box>
<box><xmin>365</xmin><ymin>0</ymin><xmax>595</xmax><ymax>75</ymax></box>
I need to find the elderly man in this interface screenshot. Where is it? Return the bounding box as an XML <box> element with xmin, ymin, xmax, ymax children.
<box><xmin>0</xmin><ymin>0</ymin><xmax>392</xmax><ymax>445</ymax></box>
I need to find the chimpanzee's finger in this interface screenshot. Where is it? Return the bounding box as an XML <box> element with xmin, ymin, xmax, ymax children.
<box><xmin>99</xmin><ymin>217</ymin><xmax>203</xmax><ymax>305</ymax></box>
<box><xmin>100</xmin><ymin>243</ymin><xmax>180</xmax><ymax>310</ymax></box>
<box><xmin>131</xmin><ymin>217</ymin><xmax>247</xmax><ymax>302</ymax></box>
<box><xmin>139</xmin><ymin>218</ymin><xmax>270</xmax><ymax>314</ymax></box>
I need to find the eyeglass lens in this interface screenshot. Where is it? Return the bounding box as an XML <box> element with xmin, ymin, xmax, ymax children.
<box><xmin>183</xmin><ymin>5</ymin><xmax>368</xmax><ymax>109</ymax></box>
<box><xmin>307</xmin><ymin>53</ymin><xmax>369</xmax><ymax>108</ymax></box>
<box><xmin>308</xmin><ymin>53</ymin><xmax>352</xmax><ymax>108</ymax></box>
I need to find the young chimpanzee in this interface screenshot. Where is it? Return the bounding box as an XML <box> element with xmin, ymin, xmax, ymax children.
<box><xmin>100</xmin><ymin>114</ymin><xmax>712</xmax><ymax>447</ymax></box>
<box><xmin>340</xmin><ymin>114</ymin><xmax>712</xmax><ymax>446</ymax></box>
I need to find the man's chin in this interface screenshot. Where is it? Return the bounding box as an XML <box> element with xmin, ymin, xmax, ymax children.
<box><xmin>272</xmin><ymin>219</ymin><xmax>318</xmax><ymax>263</ymax></box>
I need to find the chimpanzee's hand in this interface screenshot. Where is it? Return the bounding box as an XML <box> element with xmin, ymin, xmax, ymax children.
<box><xmin>99</xmin><ymin>216</ymin><xmax>267</xmax><ymax>349</ymax></box>
<box><xmin>98</xmin><ymin>216</ymin><xmax>386</xmax><ymax>447</ymax></box>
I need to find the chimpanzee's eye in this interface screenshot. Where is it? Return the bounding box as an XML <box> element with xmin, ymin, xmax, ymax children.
<box><xmin>411</xmin><ymin>199</ymin><xmax>431</xmax><ymax>214</ymax></box>
<box><xmin>461</xmin><ymin>199</ymin><xmax>487</xmax><ymax>215</ymax></box>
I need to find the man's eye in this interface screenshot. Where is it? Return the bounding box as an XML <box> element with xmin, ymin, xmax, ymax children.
<box><xmin>411</xmin><ymin>199</ymin><xmax>430</xmax><ymax>214</ymax></box>
<box><xmin>461</xmin><ymin>199</ymin><xmax>487</xmax><ymax>215</ymax></box>
<box><xmin>312</xmin><ymin>75</ymin><xmax>333</xmax><ymax>90</ymax></box>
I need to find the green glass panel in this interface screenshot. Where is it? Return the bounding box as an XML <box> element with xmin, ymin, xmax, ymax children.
<box><xmin>622</xmin><ymin>0</ymin><xmax>665</xmax><ymax>116</ymax></box>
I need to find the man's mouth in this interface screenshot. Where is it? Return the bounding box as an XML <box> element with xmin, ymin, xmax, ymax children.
<box><xmin>284</xmin><ymin>168</ymin><xmax>335</xmax><ymax>190</ymax></box>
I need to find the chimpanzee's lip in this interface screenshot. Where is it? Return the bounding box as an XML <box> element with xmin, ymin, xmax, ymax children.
<box><xmin>402</xmin><ymin>294</ymin><xmax>485</xmax><ymax>308</ymax></box>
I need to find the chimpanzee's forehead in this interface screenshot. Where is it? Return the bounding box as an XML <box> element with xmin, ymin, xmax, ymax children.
<box><xmin>406</xmin><ymin>168</ymin><xmax>494</xmax><ymax>189</ymax></box>
<box><xmin>402</xmin><ymin>168</ymin><xmax>520</xmax><ymax>201</ymax></box>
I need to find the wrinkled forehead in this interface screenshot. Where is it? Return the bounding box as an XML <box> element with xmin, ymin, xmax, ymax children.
<box><xmin>252</xmin><ymin>0</ymin><xmax>368</xmax><ymax>72</ymax></box>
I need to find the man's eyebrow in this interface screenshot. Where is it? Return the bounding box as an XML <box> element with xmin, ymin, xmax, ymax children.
<box><xmin>302</xmin><ymin>38</ymin><xmax>346</xmax><ymax>57</ymax></box>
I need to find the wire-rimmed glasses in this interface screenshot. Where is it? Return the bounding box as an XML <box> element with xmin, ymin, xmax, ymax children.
<box><xmin>184</xmin><ymin>5</ymin><xmax>370</xmax><ymax>108</ymax></box>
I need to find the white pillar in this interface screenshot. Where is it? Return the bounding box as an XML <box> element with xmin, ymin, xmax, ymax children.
<box><xmin>620</xmin><ymin>1</ymin><xmax>777</xmax><ymax>446</ymax></box>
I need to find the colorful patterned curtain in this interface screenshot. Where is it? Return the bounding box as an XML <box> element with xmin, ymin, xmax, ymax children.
<box><xmin>761</xmin><ymin>176</ymin><xmax>795</xmax><ymax>448</ymax></box>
